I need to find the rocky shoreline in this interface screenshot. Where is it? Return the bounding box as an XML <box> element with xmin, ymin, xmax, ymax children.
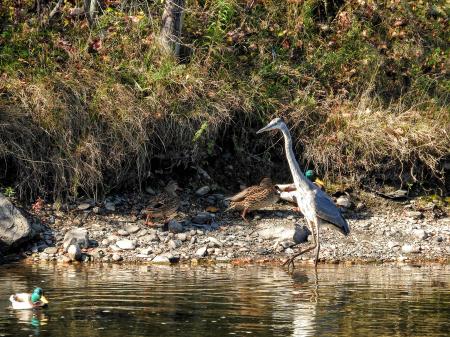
<box><xmin>1</xmin><ymin>188</ymin><xmax>449</xmax><ymax>266</ymax></box>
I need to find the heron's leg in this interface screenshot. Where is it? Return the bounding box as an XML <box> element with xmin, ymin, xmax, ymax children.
<box><xmin>283</xmin><ymin>220</ymin><xmax>317</xmax><ymax>270</ymax></box>
<box><xmin>313</xmin><ymin>221</ymin><xmax>320</xmax><ymax>267</ymax></box>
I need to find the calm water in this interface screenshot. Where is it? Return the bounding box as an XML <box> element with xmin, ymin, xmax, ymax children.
<box><xmin>0</xmin><ymin>263</ymin><xmax>448</xmax><ymax>337</ymax></box>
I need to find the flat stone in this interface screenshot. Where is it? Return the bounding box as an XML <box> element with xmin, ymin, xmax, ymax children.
<box><xmin>168</xmin><ymin>239</ymin><xmax>182</xmax><ymax>249</ymax></box>
<box><xmin>77</xmin><ymin>203</ymin><xmax>91</xmax><ymax>211</ymax></box>
<box><xmin>139</xmin><ymin>247</ymin><xmax>153</xmax><ymax>256</ymax></box>
<box><xmin>104</xmin><ymin>202</ymin><xmax>115</xmax><ymax>211</ymax></box>
<box><xmin>67</xmin><ymin>244</ymin><xmax>81</xmax><ymax>261</ymax></box>
<box><xmin>0</xmin><ymin>193</ymin><xmax>32</xmax><ymax>252</ymax></box>
<box><xmin>145</xmin><ymin>186</ymin><xmax>156</xmax><ymax>195</ymax></box>
<box><xmin>293</xmin><ymin>225</ymin><xmax>310</xmax><ymax>244</ymax></box>
<box><xmin>168</xmin><ymin>220</ymin><xmax>183</xmax><ymax>233</ymax></box>
<box><xmin>137</xmin><ymin>229</ymin><xmax>148</xmax><ymax>237</ymax></box>
<box><xmin>195</xmin><ymin>186</ymin><xmax>211</xmax><ymax>196</ymax></box>
<box><xmin>152</xmin><ymin>255</ymin><xmax>171</xmax><ymax>264</ymax></box>
<box><xmin>336</xmin><ymin>195</ymin><xmax>352</xmax><ymax>208</ymax></box>
<box><xmin>195</xmin><ymin>246</ymin><xmax>208</xmax><ymax>257</ymax></box>
<box><xmin>257</xmin><ymin>223</ymin><xmax>295</xmax><ymax>241</ymax></box>
<box><xmin>401</xmin><ymin>244</ymin><xmax>420</xmax><ymax>254</ymax></box>
<box><xmin>116</xmin><ymin>239</ymin><xmax>136</xmax><ymax>250</ymax></box>
<box><xmin>112</xmin><ymin>253</ymin><xmax>123</xmax><ymax>262</ymax></box>
<box><xmin>109</xmin><ymin>244</ymin><xmax>121</xmax><ymax>252</ymax></box>
<box><xmin>125</xmin><ymin>225</ymin><xmax>140</xmax><ymax>234</ymax></box>
<box><xmin>63</xmin><ymin>228</ymin><xmax>89</xmax><ymax>252</ymax></box>
<box><xmin>208</xmin><ymin>237</ymin><xmax>223</xmax><ymax>247</ymax></box>
<box><xmin>117</xmin><ymin>229</ymin><xmax>129</xmax><ymax>236</ymax></box>
<box><xmin>177</xmin><ymin>233</ymin><xmax>187</xmax><ymax>241</ymax></box>
<box><xmin>412</xmin><ymin>229</ymin><xmax>427</xmax><ymax>240</ymax></box>
<box><xmin>43</xmin><ymin>247</ymin><xmax>58</xmax><ymax>255</ymax></box>
<box><xmin>215</xmin><ymin>256</ymin><xmax>230</xmax><ymax>263</ymax></box>
<box><xmin>406</xmin><ymin>211</ymin><xmax>424</xmax><ymax>220</ymax></box>
<box><xmin>192</xmin><ymin>212</ymin><xmax>213</xmax><ymax>224</ymax></box>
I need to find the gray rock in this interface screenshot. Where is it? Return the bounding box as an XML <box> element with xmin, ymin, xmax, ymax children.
<box><xmin>116</xmin><ymin>239</ymin><xmax>136</xmax><ymax>250</ymax></box>
<box><xmin>192</xmin><ymin>212</ymin><xmax>213</xmax><ymax>224</ymax></box>
<box><xmin>177</xmin><ymin>233</ymin><xmax>187</xmax><ymax>241</ymax></box>
<box><xmin>63</xmin><ymin>228</ymin><xmax>89</xmax><ymax>252</ymax></box>
<box><xmin>168</xmin><ymin>220</ymin><xmax>183</xmax><ymax>233</ymax></box>
<box><xmin>293</xmin><ymin>225</ymin><xmax>310</xmax><ymax>244</ymax></box>
<box><xmin>257</xmin><ymin>223</ymin><xmax>295</xmax><ymax>241</ymax></box>
<box><xmin>137</xmin><ymin>229</ymin><xmax>148</xmax><ymax>237</ymax></box>
<box><xmin>152</xmin><ymin>255</ymin><xmax>171</xmax><ymax>264</ymax></box>
<box><xmin>67</xmin><ymin>244</ymin><xmax>81</xmax><ymax>261</ymax></box>
<box><xmin>195</xmin><ymin>186</ymin><xmax>211</xmax><ymax>196</ymax></box>
<box><xmin>125</xmin><ymin>224</ymin><xmax>140</xmax><ymax>234</ymax></box>
<box><xmin>208</xmin><ymin>237</ymin><xmax>223</xmax><ymax>247</ymax></box>
<box><xmin>117</xmin><ymin>229</ymin><xmax>129</xmax><ymax>236</ymax></box>
<box><xmin>406</xmin><ymin>211</ymin><xmax>424</xmax><ymax>220</ymax></box>
<box><xmin>92</xmin><ymin>207</ymin><xmax>100</xmax><ymax>214</ymax></box>
<box><xmin>112</xmin><ymin>253</ymin><xmax>123</xmax><ymax>261</ymax></box>
<box><xmin>139</xmin><ymin>247</ymin><xmax>153</xmax><ymax>256</ymax></box>
<box><xmin>336</xmin><ymin>195</ymin><xmax>352</xmax><ymax>208</ymax></box>
<box><xmin>401</xmin><ymin>244</ymin><xmax>420</xmax><ymax>254</ymax></box>
<box><xmin>145</xmin><ymin>186</ymin><xmax>156</xmax><ymax>195</ymax></box>
<box><xmin>168</xmin><ymin>239</ymin><xmax>182</xmax><ymax>249</ymax></box>
<box><xmin>195</xmin><ymin>246</ymin><xmax>208</xmax><ymax>257</ymax></box>
<box><xmin>412</xmin><ymin>229</ymin><xmax>427</xmax><ymax>240</ymax></box>
<box><xmin>0</xmin><ymin>193</ymin><xmax>32</xmax><ymax>252</ymax></box>
<box><xmin>43</xmin><ymin>247</ymin><xmax>58</xmax><ymax>255</ymax></box>
<box><xmin>77</xmin><ymin>203</ymin><xmax>91</xmax><ymax>211</ymax></box>
<box><xmin>109</xmin><ymin>244</ymin><xmax>121</xmax><ymax>252</ymax></box>
<box><xmin>104</xmin><ymin>202</ymin><xmax>115</xmax><ymax>211</ymax></box>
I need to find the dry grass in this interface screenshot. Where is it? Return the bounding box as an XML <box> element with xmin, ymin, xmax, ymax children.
<box><xmin>0</xmin><ymin>0</ymin><xmax>448</xmax><ymax>199</ymax></box>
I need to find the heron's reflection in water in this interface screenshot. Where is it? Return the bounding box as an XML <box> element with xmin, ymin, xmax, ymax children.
<box><xmin>290</xmin><ymin>268</ymin><xmax>318</xmax><ymax>337</ymax></box>
<box><xmin>15</xmin><ymin>309</ymin><xmax>48</xmax><ymax>336</ymax></box>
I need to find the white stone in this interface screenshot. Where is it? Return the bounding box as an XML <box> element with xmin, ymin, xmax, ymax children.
<box><xmin>116</xmin><ymin>239</ymin><xmax>136</xmax><ymax>250</ymax></box>
<box><xmin>67</xmin><ymin>244</ymin><xmax>81</xmax><ymax>261</ymax></box>
<box><xmin>195</xmin><ymin>246</ymin><xmax>208</xmax><ymax>257</ymax></box>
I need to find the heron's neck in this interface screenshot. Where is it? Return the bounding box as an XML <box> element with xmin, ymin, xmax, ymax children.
<box><xmin>280</xmin><ymin>126</ymin><xmax>313</xmax><ymax>193</ymax></box>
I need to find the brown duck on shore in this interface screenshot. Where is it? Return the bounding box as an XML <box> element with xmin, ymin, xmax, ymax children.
<box><xmin>144</xmin><ymin>181</ymin><xmax>181</xmax><ymax>226</ymax></box>
<box><xmin>226</xmin><ymin>177</ymin><xmax>279</xmax><ymax>222</ymax></box>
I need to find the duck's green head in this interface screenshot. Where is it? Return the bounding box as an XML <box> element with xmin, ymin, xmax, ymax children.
<box><xmin>31</xmin><ymin>287</ymin><xmax>43</xmax><ymax>303</ymax></box>
<box><xmin>305</xmin><ymin>170</ymin><xmax>316</xmax><ymax>181</ymax></box>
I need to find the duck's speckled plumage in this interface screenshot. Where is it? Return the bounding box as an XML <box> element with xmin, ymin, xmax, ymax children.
<box><xmin>226</xmin><ymin>178</ymin><xmax>279</xmax><ymax>221</ymax></box>
<box><xmin>144</xmin><ymin>181</ymin><xmax>180</xmax><ymax>225</ymax></box>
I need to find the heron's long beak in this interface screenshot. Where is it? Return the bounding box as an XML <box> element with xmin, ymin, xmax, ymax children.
<box><xmin>256</xmin><ymin>125</ymin><xmax>272</xmax><ymax>134</ymax></box>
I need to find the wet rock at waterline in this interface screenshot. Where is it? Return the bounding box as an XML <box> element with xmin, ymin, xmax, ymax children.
<box><xmin>63</xmin><ymin>228</ymin><xmax>90</xmax><ymax>252</ymax></box>
<box><xmin>0</xmin><ymin>193</ymin><xmax>32</xmax><ymax>252</ymax></box>
<box><xmin>67</xmin><ymin>244</ymin><xmax>81</xmax><ymax>261</ymax></box>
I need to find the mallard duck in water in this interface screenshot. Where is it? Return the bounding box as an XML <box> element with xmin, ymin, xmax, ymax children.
<box><xmin>144</xmin><ymin>181</ymin><xmax>181</xmax><ymax>226</ymax></box>
<box><xmin>226</xmin><ymin>177</ymin><xmax>279</xmax><ymax>222</ymax></box>
<box><xmin>10</xmin><ymin>288</ymin><xmax>48</xmax><ymax>310</ymax></box>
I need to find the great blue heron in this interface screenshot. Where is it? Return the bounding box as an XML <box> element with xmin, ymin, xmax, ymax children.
<box><xmin>257</xmin><ymin>117</ymin><xmax>350</xmax><ymax>268</ymax></box>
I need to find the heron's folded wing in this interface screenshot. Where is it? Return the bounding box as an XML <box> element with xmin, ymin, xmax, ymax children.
<box><xmin>314</xmin><ymin>191</ymin><xmax>350</xmax><ymax>235</ymax></box>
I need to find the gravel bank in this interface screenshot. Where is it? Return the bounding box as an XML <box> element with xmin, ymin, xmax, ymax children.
<box><xmin>3</xmin><ymin>190</ymin><xmax>449</xmax><ymax>266</ymax></box>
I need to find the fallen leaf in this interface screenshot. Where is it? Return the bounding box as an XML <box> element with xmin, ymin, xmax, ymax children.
<box><xmin>206</xmin><ymin>206</ymin><xmax>219</xmax><ymax>213</ymax></box>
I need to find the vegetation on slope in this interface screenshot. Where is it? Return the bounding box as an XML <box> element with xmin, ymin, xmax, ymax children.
<box><xmin>0</xmin><ymin>0</ymin><xmax>449</xmax><ymax>200</ymax></box>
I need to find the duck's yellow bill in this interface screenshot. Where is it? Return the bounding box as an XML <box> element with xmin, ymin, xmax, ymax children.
<box><xmin>40</xmin><ymin>296</ymin><xmax>48</xmax><ymax>304</ymax></box>
<box><xmin>315</xmin><ymin>178</ymin><xmax>325</xmax><ymax>186</ymax></box>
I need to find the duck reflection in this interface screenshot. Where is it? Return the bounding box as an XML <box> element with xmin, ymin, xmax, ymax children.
<box><xmin>15</xmin><ymin>309</ymin><xmax>48</xmax><ymax>336</ymax></box>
